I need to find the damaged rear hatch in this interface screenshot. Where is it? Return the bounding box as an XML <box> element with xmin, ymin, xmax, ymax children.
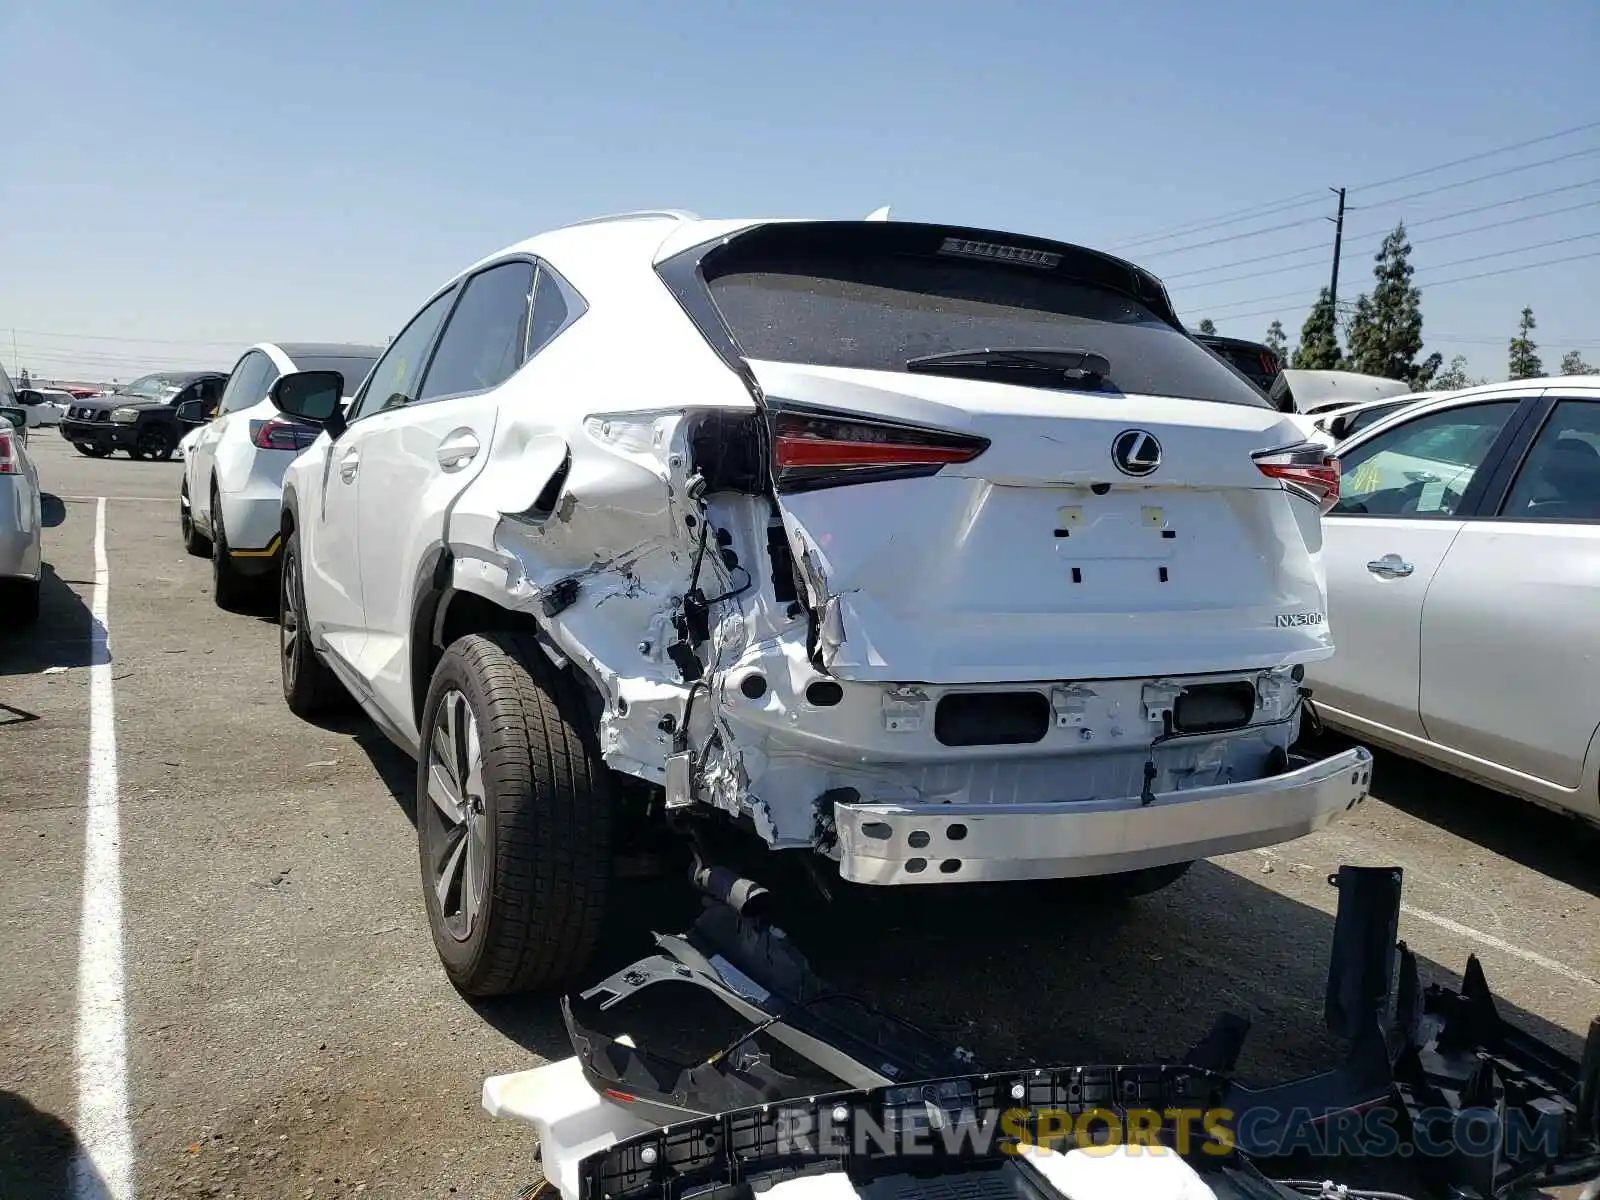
<box><xmin>661</xmin><ymin>221</ymin><xmax>1337</xmax><ymax>684</ymax></box>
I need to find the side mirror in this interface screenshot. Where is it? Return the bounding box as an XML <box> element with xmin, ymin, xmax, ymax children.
<box><xmin>0</xmin><ymin>406</ymin><xmax>26</xmax><ymax>431</ymax></box>
<box><xmin>1325</xmin><ymin>414</ymin><xmax>1353</xmax><ymax>441</ymax></box>
<box><xmin>176</xmin><ymin>399</ymin><xmax>207</xmax><ymax>425</ymax></box>
<box><xmin>270</xmin><ymin>370</ymin><xmax>346</xmax><ymax>438</ymax></box>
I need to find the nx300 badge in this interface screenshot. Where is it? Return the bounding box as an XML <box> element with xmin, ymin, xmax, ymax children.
<box><xmin>1111</xmin><ymin>429</ymin><xmax>1162</xmax><ymax>476</ymax></box>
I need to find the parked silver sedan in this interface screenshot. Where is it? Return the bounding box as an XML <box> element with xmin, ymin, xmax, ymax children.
<box><xmin>1308</xmin><ymin>376</ymin><xmax>1600</xmax><ymax>825</ymax></box>
<box><xmin>1</xmin><ymin>400</ymin><xmax>43</xmax><ymax>624</ymax></box>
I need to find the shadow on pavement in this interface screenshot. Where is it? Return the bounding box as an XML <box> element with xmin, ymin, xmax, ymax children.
<box><xmin>1314</xmin><ymin>732</ymin><xmax>1600</xmax><ymax>900</ymax></box>
<box><xmin>0</xmin><ymin>565</ymin><xmax>100</xmax><ymax>677</ymax></box>
<box><xmin>0</xmin><ymin>1090</ymin><xmax>97</xmax><ymax>1200</ymax></box>
<box><xmin>335</xmin><ymin>702</ymin><xmax>1592</xmax><ymax>1093</ymax></box>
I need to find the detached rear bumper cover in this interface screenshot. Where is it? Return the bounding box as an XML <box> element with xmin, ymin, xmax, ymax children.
<box><xmin>485</xmin><ymin>864</ymin><xmax>1600</xmax><ymax>1200</ymax></box>
<box><xmin>834</xmin><ymin>746</ymin><xmax>1372</xmax><ymax>885</ymax></box>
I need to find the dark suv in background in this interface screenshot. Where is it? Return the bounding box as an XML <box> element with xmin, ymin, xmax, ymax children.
<box><xmin>58</xmin><ymin>370</ymin><xmax>227</xmax><ymax>460</ymax></box>
<box><xmin>1195</xmin><ymin>333</ymin><xmax>1284</xmax><ymax>403</ymax></box>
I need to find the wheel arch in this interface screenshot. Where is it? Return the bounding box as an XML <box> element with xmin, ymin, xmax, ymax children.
<box><xmin>410</xmin><ymin>551</ymin><xmax>596</xmax><ymax>735</ymax></box>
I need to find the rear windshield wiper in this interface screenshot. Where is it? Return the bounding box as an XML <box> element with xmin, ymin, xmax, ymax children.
<box><xmin>905</xmin><ymin>347</ymin><xmax>1111</xmax><ymax>388</ymax></box>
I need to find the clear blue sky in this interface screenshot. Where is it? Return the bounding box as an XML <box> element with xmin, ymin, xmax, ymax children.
<box><xmin>4</xmin><ymin>0</ymin><xmax>1597</xmax><ymax>384</ymax></box>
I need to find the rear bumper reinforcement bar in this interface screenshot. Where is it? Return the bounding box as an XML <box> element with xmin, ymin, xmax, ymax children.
<box><xmin>833</xmin><ymin>746</ymin><xmax>1373</xmax><ymax>885</ymax></box>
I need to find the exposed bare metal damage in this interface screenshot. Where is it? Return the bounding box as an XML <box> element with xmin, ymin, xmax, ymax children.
<box><xmin>439</xmin><ymin>392</ymin><xmax>1367</xmax><ymax>881</ymax></box>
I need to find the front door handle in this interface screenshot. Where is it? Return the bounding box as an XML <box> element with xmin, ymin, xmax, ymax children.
<box><xmin>1366</xmin><ymin>553</ymin><xmax>1414</xmax><ymax>579</ymax></box>
<box><xmin>338</xmin><ymin>448</ymin><xmax>360</xmax><ymax>484</ymax></box>
<box><xmin>437</xmin><ymin>429</ymin><xmax>481</xmax><ymax>472</ymax></box>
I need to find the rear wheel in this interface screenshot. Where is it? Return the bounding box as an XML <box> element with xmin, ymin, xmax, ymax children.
<box><xmin>75</xmin><ymin>444</ymin><xmax>112</xmax><ymax>458</ymax></box>
<box><xmin>0</xmin><ymin>578</ymin><xmax>41</xmax><ymax>624</ymax></box>
<box><xmin>134</xmin><ymin>425</ymin><xmax>174</xmax><ymax>461</ymax></box>
<box><xmin>209</xmin><ymin>485</ymin><xmax>253</xmax><ymax>612</ymax></box>
<box><xmin>179</xmin><ymin>481</ymin><xmax>210</xmax><ymax>558</ymax></box>
<box><xmin>418</xmin><ymin>632</ymin><xmax>614</xmax><ymax>996</ymax></box>
<box><xmin>279</xmin><ymin>530</ymin><xmax>345</xmax><ymax>717</ymax></box>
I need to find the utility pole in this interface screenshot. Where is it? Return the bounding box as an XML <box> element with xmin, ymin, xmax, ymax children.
<box><xmin>1328</xmin><ymin>187</ymin><xmax>1347</xmax><ymax>312</ymax></box>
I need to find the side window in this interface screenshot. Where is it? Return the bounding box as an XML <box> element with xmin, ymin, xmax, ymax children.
<box><xmin>526</xmin><ymin>264</ymin><xmax>575</xmax><ymax>359</ymax></box>
<box><xmin>217</xmin><ymin>353</ymin><xmax>270</xmax><ymax>415</ymax></box>
<box><xmin>259</xmin><ymin>359</ymin><xmax>282</xmax><ymax>404</ymax></box>
<box><xmin>1330</xmin><ymin>401</ymin><xmax>1519</xmax><ymax>518</ymax></box>
<box><xmin>1499</xmin><ymin>400</ymin><xmax>1600</xmax><ymax>522</ymax></box>
<box><xmin>1345</xmin><ymin>401</ymin><xmax>1408</xmax><ymax>438</ymax></box>
<box><xmin>349</xmin><ymin>287</ymin><xmax>458</xmax><ymax>422</ymax></box>
<box><xmin>417</xmin><ymin>261</ymin><xmax>536</xmax><ymax>402</ymax></box>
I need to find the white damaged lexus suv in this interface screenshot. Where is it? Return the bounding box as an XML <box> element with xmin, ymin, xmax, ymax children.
<box><xmin>269</xmin><ymin>212</ymin><xmax>1372</xmax><ymax>995</ymax></box>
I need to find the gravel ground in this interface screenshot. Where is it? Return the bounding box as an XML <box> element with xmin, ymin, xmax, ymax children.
<box><xmin>2</xmin><ymin>434</ymin><xmax>1597</xmax><ymax>1199</ymax></box>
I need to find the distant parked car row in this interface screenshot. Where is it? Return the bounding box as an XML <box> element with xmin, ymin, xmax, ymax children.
<box><xmin>58</xmin><ymin>371</ymin><xmax>227</xmax><ymax>460</ymax></box>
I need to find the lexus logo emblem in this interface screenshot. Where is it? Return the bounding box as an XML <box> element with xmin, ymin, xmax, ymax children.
<box><xmin>1111</xmin><ymin>429</ymin><xmax>1162</xmax><ymax>476</ymax></box>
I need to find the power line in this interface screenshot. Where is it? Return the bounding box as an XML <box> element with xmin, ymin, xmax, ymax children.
<box><xmin>1178</xmin><ymin>197</ymin><xmax>1600</xmax><ymax>292</ymax></box>
<box><xmin>1191</xmin><ymin>234</ymin><xmax>1600</xmax><ymax>317</ymax></box>
<box><xmin>1111</xmin><ymin>193</ymin><xmax>1329</xmax><ymax>250</ymax></box>
<box><xmin>1145</xmin><ymin>147</ymin><xmax>1600</xmax><ymax>260</ymax></box>
<box><xmin>1351</xmin><ymin>118</ymin><xmax>1600</xmax><ymax>192</ymax></box>
<box><xmin>1118</xmin><ymin>119</ymin><xmax>1600</xmax><ymax>250</ymax></box>
<box><xmin>5</xmin><ymin>326</ymin><xmax>253</xmax><ymax>346</ymax></box>
<box><xmin>1346</xmin><ymin>145</ymin><xmax>1600</xmax><ymax>212</ymax></box>
<box><xmin>1193</xmin><ymin>250</ymin><xmax>1600</xmax><ymax>325</ymax></box>
<box><xmin>1161</xmin><ymin>180</ymin><xmax>1600</xmax><ymax>281</ymax></box>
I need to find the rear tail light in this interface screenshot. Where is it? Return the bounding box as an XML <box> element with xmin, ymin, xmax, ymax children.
<box><xmin>769</xmin><ymin>409</ymin><xmax>988</xmax><ymax>492</ymax></box>
<box><xmin>1254</xmin><ymin>443</ymin><xmax>1340</xmax><ymax>513</ymax></box>
<box><xmin>250</xmin><ymin>417</ymin><xmax>320</xmax><ymax>452</ymax></box>
<box><xmin>0</xmin><ymin>430</ymin><xmax>17</xmax><ymax>475</ymax></box>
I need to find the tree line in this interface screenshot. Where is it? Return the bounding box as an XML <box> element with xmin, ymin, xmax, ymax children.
<box><xmin>1197</xmin><ymin>223</ymin><xmax>1594</xmax><ymax>388</ymax></box>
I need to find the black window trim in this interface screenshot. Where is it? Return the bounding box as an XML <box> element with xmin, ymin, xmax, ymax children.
<box><xmin>345</xmin><ymin>281</ymin><xmax>464</xmax><ymax>426</ymax></box>
<box><xmin>1326</xmin><ymin>394</ymin><xmax>1545</xmax><ymax>522</ymax></box>
<box><xmin>414</xmin><ymin>257</ymin><xmax>537</xmax><ymax>408</ymax></box>
<box><xmin>219</xmin><ymin>351</ymin><xmax>273</xmax><ymax>416</ymax></box>
<box><xmin>358</xmin><ymin>253</ymin><xmax>591</xmax><ymax>416</ymax></box>
<box><xmin>525</xmin><ymin>258</ymin><xmax>588</xmax><ymax>360</ymax></box>
<box><xmin>1476</xmin><ymin>391</ymin><xmax>1600</xmax><ymax>526</ymax></box>
<box><xmin>655</xmin><ymin>220</ymin><xmax>1194</xmax><ymax>411</ymax></box>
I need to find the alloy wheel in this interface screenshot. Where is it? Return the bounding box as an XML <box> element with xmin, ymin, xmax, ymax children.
<box><xmin>424</xmin><ymin>690</ymin><xmax>489</xmax><ymax>942</ymax></box>
<box><xmin>280</xmin><ymin>542</ymin><xmax>301</xmax><ymax>689</ymax></box>
<box><xmin>137</xmin><ymin>427</ymin><xmax>169</xmax><ymax>459</ymax></box>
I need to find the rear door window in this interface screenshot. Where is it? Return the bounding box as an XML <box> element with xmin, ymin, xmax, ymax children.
<box><xmin>698</xmin><ymin>237</ymin><xmax>1269</xmax><ymax>408</ymax></box>
<box><xmin>217</xmin><ymin>353</ymin><xmax>272</xmax><ymax>415</ymax></box>
<box><xmin>417</xmin><ymin>261</ymin><xmax>536</xmax><ymax>402</ymax></box>
<box><xmin>1499</xmin><ymin>400</ymin><xmax>1600</xmax><ymax>521</ymax></box>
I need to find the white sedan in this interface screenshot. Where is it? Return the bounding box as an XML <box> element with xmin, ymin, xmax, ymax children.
<box><xmin>1308</xmin><ymin>376</ymin><xmax>1600</xmax><ymax>824</ymax></box>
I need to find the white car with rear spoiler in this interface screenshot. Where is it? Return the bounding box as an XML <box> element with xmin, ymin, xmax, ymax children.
<box><xmin>267</xmin><ymin>212</ymin><xmax>1371</xmax><ymax>997</ymax></box>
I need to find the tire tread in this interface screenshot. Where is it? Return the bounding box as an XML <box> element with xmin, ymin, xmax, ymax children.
<box><xmin>425</xmin><ymin>631</ymin><xmax>613</xmax><ymax>994</ymax></box>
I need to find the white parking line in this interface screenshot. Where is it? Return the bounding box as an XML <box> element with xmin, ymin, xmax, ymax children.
<box><xmin>1401</xmin><ymin>904</ymin><xmax>1600</xmax><ymax>991</ymax></box>
<box><xmin>70</xmin><ymin>497</ymin><xmax>133</xmax><ymax>1200</ymax></box>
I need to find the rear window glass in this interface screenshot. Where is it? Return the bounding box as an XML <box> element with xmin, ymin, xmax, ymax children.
<box><xmin>298</xmin><ymin>355</ymin><xmax>380</xmax><ymax>395</ymax></box>
<box><xmin>704</xmin><ymin>253</ymin><xmax>1270</xmax><ymax>408</ymax></box>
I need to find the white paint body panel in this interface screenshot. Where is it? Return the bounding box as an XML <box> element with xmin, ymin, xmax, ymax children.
<box><xmin>185</xmin><ymin>342</ymin><xmax>296</xmax><ymax>543</ymax></box>
<box><xmin>283</xmin><ymin>212</ymin><xmax>1370</xmax><ymax>880</ymax></box>
<box><xmin>1310</xmin><ymin>381</ymin><xmax>1600</xmax><ymax>824</ymax></box>
<box><xmin>750</xmin><ymin>360</ymin><xmax>1334</xmax><ymax>683</ymax></box>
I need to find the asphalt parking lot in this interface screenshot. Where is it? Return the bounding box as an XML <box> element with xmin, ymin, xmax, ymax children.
<box><xmin>3</xmin><ymin>433</ymin><xmax>1599</xmax><ymax>1200</ymax></box>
